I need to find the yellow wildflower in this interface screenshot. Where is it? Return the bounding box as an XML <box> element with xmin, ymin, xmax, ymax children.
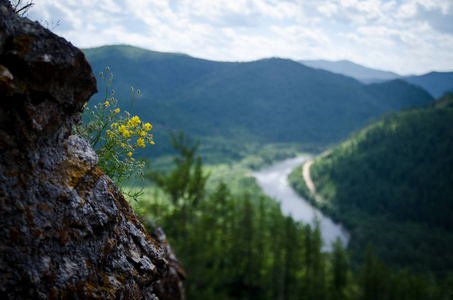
<box><xmin>114</xmin><ymin>108</ymin><xmax>120</xmax><ymax>113</ymax></box>
<box><xmin>132</xmin><ymin>116</ymin><xmax>141</xmax><ymax>125</ymax></box>
<box><xmin>137</xmin><ymin>138</ymin><xmax>145</xmax><ymax>148</ymax></box>
<box><xmin>127</xmin><ymin>152</ymin><xmax>132</xmax><ymax>157</ymax></box>
<box><xmin>127</xmin><ymin>116</ymin><xmax>140</xmax><ymax>128</ymax></box>
<box><xmin>118</xmin><ymin>125</ymin><xmax>126</xmax><ymax>133</ymax></box>
<box><xmin>121</xmin><ymin>143</ymin><xmax>125</xmax><ymax>148</ymax></box>
<box><xmin>150</xmin><ymin>141</ymin><xmax>155</xmax><ymax>145</ymax></box>
<box><xmin>139</xmin><ymin>131</ymin><xmax>147</xmax><ymax>137</ymax></box>
<box><xmin>118</xmin><ymin>125</ymin><xmax>130</xmax><ymax>137</ymax></box>
<box><xmin>144</xmin><ymin>123</ymin><xmax>152</xmax><ymax>131</ymax></box>
<box><xmin>111</xmin><ymin>123</ymin><xmax>117</xmax><ymax>128</ymax></box>
<box><xmin>104</xmin><ymin>101</ymin><xmax>109</xmax><ymax>106</ymax></box>
<box><xmin>131</xmin><ymin>158</ymin><xmax>135</xmax><ymax>162</ymax></box>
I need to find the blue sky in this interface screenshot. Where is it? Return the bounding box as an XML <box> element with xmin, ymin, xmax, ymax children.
<box><xmin>27</xmin><ymin>0</ymin><xmax>453</xmax><ymax>75</ymax></box>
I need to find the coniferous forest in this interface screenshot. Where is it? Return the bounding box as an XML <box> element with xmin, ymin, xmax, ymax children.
<box><xmin>135</xmin><ymin>129</ymin><xmax>453</xmax><ymax>300</ymax></box>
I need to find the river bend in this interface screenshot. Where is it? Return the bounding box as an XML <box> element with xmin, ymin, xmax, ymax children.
<box><xmin>251</xmin><ymin>156</ymin><xmax>350</xmax><ymax>251</ymax></box>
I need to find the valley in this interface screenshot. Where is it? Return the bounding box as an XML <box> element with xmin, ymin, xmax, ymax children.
<box><xmin>6</xmin><ymin>0</ymin><xmax>453</xmax><ymax>298</ymax></box>
<box><xmin>82</xmin><ymin>45</ymin><xmax>453</xmax><ymax>298</ymax></box>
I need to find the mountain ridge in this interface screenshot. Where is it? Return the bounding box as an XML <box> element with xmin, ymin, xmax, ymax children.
<box><xmin>299</xmin><ymin>59</ymin><xmax>453</xmax><ymax>98</ymax></box>
<box><xmin>403</xmin><ymin>71</ymin><xmax>453</xmax><ymax>98</ymax></box>
<box><xmin>299</xmin><ymin>59</ymin><xmax>402</xmax><ymax>83</ymax></box>
<box><xmin>83</xmin><ymin>45</ymin><xmax>434</xmax><ymax>159</ymax></box>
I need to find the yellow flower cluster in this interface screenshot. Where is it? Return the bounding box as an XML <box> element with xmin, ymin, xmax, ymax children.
<box><xmin>80</xmin><ymin>68</ymin><xmax>151</xmax><ymax>202</ymax></box>
<box><xmin>118</xmin><ymin>124</ymin><xmax>131</xmax><ymax>138</ymax></box>
<box><xmin>128</xmin><ymin>116</ymin><xmax>141</xmax><ymax>128</ymax></box>
<box><xmin>105</xmin><ymin>112</ymin><xmax>155</xmax><ymax>157</ymax></box>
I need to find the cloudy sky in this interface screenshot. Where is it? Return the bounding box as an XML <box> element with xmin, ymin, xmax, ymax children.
<box><xmin>27</xmin><ymin>0</ymin><xmax>453</xmax><ymax>75</ymax></box>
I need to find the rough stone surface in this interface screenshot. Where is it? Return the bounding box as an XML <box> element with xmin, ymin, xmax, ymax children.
<box><xmin>0</xmin><ymin>1</ymin><xmax>180</xmax><ymax>298</ymax></box>
<box><xmin>151</xmin><ymin>227</ymin><xmax>186</xmax><ymax>300</ymax></box>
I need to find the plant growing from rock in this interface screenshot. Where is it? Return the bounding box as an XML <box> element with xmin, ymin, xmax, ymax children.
<box><xmin>10</xmin><ymin>0</ymin><xmax>34</xmax><ymax>16</ymax></box>
<box><xmin>75</xmin><ymin>67</ymin><xmax>154</xmax><ymax>201</ymax></box>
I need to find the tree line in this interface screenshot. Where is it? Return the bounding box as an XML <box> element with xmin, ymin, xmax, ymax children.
<box><xmin>138</xmin><ymin>132</ymin><xmax>453</xmax><ymax>300</ymax></box>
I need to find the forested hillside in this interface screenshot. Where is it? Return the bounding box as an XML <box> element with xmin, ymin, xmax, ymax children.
<box><xmin>83</xmin><ymin>45</ymin><xmax>434</xmax><ymax>160</ymax></box>
<box><xmin>130</xmin><ymin>134</ymin><xmax>453</xmax><ymax>300</ymax></box>
<box><xmin>289</xmin><ymin>94</ymin><xmax>453</xmax><ymax>276</ymax></box>
<box><xmin>136</xmin><ymin>132</ymin><xmax>453</xmax><ymax>300</ymax></box>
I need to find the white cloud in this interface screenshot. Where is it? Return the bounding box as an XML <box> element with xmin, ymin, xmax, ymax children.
<box><xmin>315</xmin><ymin>0</ymin><xmax>393</xmax><ymax>25</ymax></box>
<box><xmin>27</xmin><ymin>0</ymin><xmax>453</xmax><ymax>74</ymax></box>
<box><xmin>271</xmin><ymin>25</ymin><xmax>331</xmax><ymax>48</ymax></box>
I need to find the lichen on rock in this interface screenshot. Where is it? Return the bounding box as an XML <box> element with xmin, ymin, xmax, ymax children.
<box><xmin>0</xmin><ymin>1</ymin><xmax>180</xmax><ymax>298</ymax></box>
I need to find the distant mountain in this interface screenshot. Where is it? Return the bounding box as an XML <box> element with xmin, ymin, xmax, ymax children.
<box><xmin>403</xmin><ymin>72</ymin><xmax>453</xmax><ymax>98</ymax></box>
<box><xmin>299</xmin><ymin>60</ymin><xmax>453</xmax><ymax>99</ymax></box>
<box><xmin>299</xmin><ymin>59</ymin><xmax>401</xmax><ymax>83</ymax></box>
<box><xmin>83</xmin><ymin>45</ymin><xmax>434</xmax><ymax>159</ymax></box>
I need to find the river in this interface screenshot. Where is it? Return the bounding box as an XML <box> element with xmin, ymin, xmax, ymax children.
<box><xmin>251</xmin><ymin>156</ymin><xmax>350</xmax><ymax>251</ymax></box>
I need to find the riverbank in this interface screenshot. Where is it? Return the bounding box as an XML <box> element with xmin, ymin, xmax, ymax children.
<box><xmin>302</xmin><ymin>159</ymin><xmax>324</xmax><ymax>203</ymax></box>
<box><xmin>251</xmin><ymin>156</ymin><xmax>349</xmax><ymax>250</ymax></box>
<box><xmin>290</xmin><ymin>148</ymin><xmax>453</xmax><ymax>276</ymax></box>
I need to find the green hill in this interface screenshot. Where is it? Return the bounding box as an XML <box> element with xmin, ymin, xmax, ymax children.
<box><xmin>290</xmin><ymin>94</ymin><xmax>453</xmax><ymax>275</ymax></box>
<box><xmin>83</xmin><ymin>45</ymin><xmax>434</xmax><ymax>160</ymax></box>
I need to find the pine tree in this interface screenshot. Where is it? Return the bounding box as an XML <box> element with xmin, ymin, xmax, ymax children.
<box><xmin>330</xmin><ymin>237</ymin><xmax>349</xmax><ymax>300</ymax></box>
<box><xmin>148</xmin><ymin>131</ymin><xmax>208</xmax><ymax>243</ymax></box>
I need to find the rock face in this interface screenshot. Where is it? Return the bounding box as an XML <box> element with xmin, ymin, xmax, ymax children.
<box><xmin>0</xmin><ymin>1</ymin><xmax>182</xmax><ymax>298</ymax></box>
<box><xmin>150</xmin><ymin>228</ymin><xmax>186</xmax><ymax>300</ymax></box>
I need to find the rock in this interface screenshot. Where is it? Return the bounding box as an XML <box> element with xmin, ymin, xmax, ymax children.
<box><xmin>0</xmin><ymin>1</ymin><xmax>181</xmax><ymax>298</ymax></box>
<box><xmin>150</xmin><ymin>227</ymin><xmax>187</xmax><ymax>300</ymax></box>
